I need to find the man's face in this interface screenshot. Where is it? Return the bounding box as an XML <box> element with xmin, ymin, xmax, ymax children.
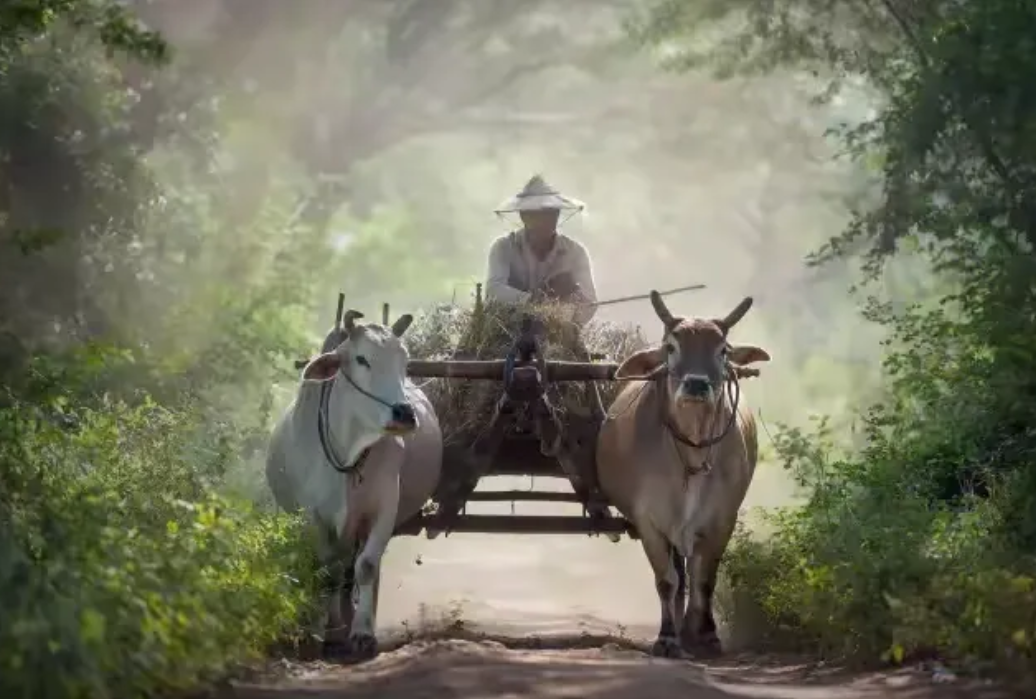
<box><xmin>520</xmin><ymin>208</ymin><xmax>560</xmax><ymax>247</ymax></box>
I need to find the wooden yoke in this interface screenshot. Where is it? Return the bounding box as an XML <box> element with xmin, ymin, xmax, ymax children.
<box><xmin>292</xmin><ymin>290</ymin><xmax>637</xmax><ymax>541</ymax></box>
<box><xmin>406</xmin><ymin>359</ymin><xmax>619</xmax><ymax>381</ymax></box>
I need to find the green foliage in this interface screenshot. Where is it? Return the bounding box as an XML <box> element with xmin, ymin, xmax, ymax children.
<box><xmin>0</xmin><ymin>1</ymin><xmax>166</xmax><ymax>62</ymax></box>
<box><xmin>0</xmin><ymin>5</ymin><xmax>331</xmax><ymax>697</ymax></box>
<box><xmin>635</xmin><ymin>0</ymin><xmax>1036</xmax><ymax>678</ymax></box>
<box><xmin>722</xmin><ymin>400</ymin><xmax>1036</xmax><ymax>672</ymax></box>
<box><xmin>0</xmin><ymin>1</ymin><xmax>168</xmax><ymax>358</ymax></box>
<box><xmin>0</xmin><ymin>354</ymin><xmax>320</xmax><ymax>699</ymax></box>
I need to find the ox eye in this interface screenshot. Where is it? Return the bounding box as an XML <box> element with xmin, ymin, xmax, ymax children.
<box><xmin>355</xmin><ymin>355</ymin><xmax>371</xmax><ymax>369</ymax></box>
<box><xmin>665</xmin><ymin>344</ymin><xmax>676</xmax><ymax>355</ymax></box>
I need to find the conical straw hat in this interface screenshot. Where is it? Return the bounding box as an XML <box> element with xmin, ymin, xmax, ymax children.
<box><xmin>494</xmin><ymin>174</ymin><xmax>586</xmax><ymax>215</ymax></box>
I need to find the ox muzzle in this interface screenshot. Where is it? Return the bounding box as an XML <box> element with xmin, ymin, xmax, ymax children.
<box><xmin>385</xmin><ymin>401</ymin><xmax>417</xmax><ymax>435</ymax></box>
<box><xmin>338</xmin><ymin>371</ymin><xmax>419</xmax><ymax>436</ymax></box>
<box><xmin>675</xmin><ymin>373</ymin><xmax>720</xmax><ymax>404</ymax></box>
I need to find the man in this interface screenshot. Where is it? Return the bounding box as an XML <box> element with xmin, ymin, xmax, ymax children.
<box><xmin>485</xmin><ymin>174</ymin><xmax>598</xmax><ymax>326</ymax></box>
<box><xmin>484</xmin><ymin>175</ymin><xmax>619</xmax><ymax>541</ymax></box>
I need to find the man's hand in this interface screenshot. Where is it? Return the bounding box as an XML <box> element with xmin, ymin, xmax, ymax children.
<box><xmin>543</xmin><ymin>272</ymin><xmax>581</xmax><ymax>301</ymax></box>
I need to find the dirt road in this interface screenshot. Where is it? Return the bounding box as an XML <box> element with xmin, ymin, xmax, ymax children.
<box><xmin>225</xmin><ymin>475</ymin><xmax>1015</xmax><ymax>698</ymax></box>
<box><xmin>223</xmin><ymin>634</ymin><xmax>1012</xmax><ymax>699</ymax></box>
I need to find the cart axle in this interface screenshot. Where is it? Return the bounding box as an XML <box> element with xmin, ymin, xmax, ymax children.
<box><xmin>394</xmin><ymin>514</ymin><xmax>636</xmax><ymax>538</ymax></box>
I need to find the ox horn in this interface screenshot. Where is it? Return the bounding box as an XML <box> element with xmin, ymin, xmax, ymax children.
<box><xmin>391</xmin><ymin>313</ymin><xmax>414</xmax><ymax>337</ymax></box>
<box><xmin>343</xmin><ymin>309</ymin><xmax>364</xmax><ymax>332</ymax></box>
<box><xmin>650</xmin><ymin>290</ymin><xmax>678</xmax><ymax>329</ymax></box>
<box><xmin>717</xmin><ymin>297</ymin><xmax>753</xmax><ymax>333</ymax></box>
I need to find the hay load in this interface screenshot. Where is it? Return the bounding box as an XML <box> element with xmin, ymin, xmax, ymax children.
<box><xmin>405</xmin><ymin>299</ymin><xmax>649</xmax><ymax>445</ymax></box>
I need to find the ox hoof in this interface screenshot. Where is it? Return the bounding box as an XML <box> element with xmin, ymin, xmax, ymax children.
<box><xmin>689</xmin><ymin>641</ymin><xmax>723</xmax><ymax>659</ymax></box>
<box><xmin>322</xmin><ymin>639</ymin><xmax>351</xmax><ymax>660</ymax></box>
<box><xmin>348</xmin><ymin>633</ymin><xmax>379</xmax><ymax>661</ymax></box>
<box><xmin>681</xmin><ymin>634</ymin><xmax>722</xmax><ymax>658</ymax></box>
<box><xmin>650</xmin><ymin>636</ymin><xmax>684</xmax><ymax>659</ymax></box>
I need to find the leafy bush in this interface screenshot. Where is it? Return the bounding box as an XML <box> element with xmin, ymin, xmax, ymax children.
<box><xmin>634</xmin><ymin>0</ymin><xmax>1036</xmax><ymax>678</ymax></box>
<box><xmin>0</xmin><ymin>351</ymin><xmax>320</xmax><ymax>699</ymax></box>
<box><xmin>0</xmin><ymin>6</ymin><xmax>340</xmax><ymax>694</ymax></box>
<box><xmin>719</xmin><ymin>302</ymin><xmax>1036</xmax><ymax>675</ymax></box>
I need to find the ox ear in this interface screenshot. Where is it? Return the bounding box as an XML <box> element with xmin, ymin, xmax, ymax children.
<box><xmin>301</xmin><ymin>352</ymin><xmax>341</xmax><ymax>382</ymax></box>
<box><xmin>728</xmin><ymin>344</ymin><xmax>770</xmax><ymax>366</ymax></box>
<box><xmin>614</xmin><ymin>346</ymin><xmax>667</xmax><ymax>380</ymax></box>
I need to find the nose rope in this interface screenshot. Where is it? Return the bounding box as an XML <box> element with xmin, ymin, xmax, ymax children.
<box><xmin>658</xmin><ymin>368</ymin><xmax>742</xmax><ymax>476</ymax></box>
<box><xmin>603</xmin><ymin>365</ymin><xmax>663</xmax><ymax>422</ymax></box>
<box><xmin>317</xmin><ymin>368</ymin><xmax>407</xmax><ymax>475</ymax></box>
<box><xmin>340</xmin><ymin>370</ymin><xmax>400</xmax><ymax>409</ymax></box>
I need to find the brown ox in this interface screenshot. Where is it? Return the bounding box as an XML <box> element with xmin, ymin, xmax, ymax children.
<box><xmin>597</xmin><ymin>291</ymin><xmax>770</xmax><ymax>658</ymax></box>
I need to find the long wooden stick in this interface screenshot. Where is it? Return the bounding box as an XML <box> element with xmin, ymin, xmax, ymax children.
<box><xmin>591</xmin><ymin>283</ymin><xmax>705</xmax><ymax>308</ymax></box>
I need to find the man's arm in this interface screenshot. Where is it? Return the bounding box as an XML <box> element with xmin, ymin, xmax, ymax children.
<box><xmin>485</xmin><ymin>236</ymin><xmax>531</xmax><ymax>304</ymax></box>
<box><xmin>569</xmin><ymin>241</ymin><xmax>598</xmax><ymax>325</ymax></box>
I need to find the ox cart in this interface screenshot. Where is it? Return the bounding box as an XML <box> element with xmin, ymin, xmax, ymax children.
<box><xmin>297</xmin><ymin>287</ymin><xmax>637</xmax><ymax>542</ymax></box>
<box><xmin>285</xmin><ymin>284</ymin><xmax>769</xmax><ymax>661</ymax></box>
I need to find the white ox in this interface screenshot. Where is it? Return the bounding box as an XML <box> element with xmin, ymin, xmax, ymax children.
<box><xmin>265</xmin><ymin>310</ymin><xmax>442</xmax><ymax>659</ymax></box>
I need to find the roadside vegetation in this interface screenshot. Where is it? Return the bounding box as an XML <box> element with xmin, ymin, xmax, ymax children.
<box><xmin>633</xmin><ymin>0</ymin><xmax>1036</xmax><ymax>677</ymax></box>
<box><xmin>0</xmin><ymin>4</ymin><xmax>322</xmax><ymax>697</ymax></box>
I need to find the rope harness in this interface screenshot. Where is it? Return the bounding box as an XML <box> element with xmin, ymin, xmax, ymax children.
<box><xmin>317</xmin><ymin>367</ymin><xmax>404</xmax><ymax>478</ymax></box>
<box><xmin>605</xmin><ymin>362</ymin><xmax>743</xmax><ymax>478</ymax></box>
<box><xmin>659</xmin><ymin>368</ymin><xmax>742</xmax><ymax>477</ymax></box>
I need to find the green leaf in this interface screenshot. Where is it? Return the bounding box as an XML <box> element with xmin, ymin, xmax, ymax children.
<box><xmin>80</xmin><ymin>608</ymin><xmax>107</xmax><ymax>644</ymax></box>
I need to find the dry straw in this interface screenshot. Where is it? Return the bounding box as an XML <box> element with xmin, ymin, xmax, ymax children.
<box><xmin>405</xmin><ymin>300</ymin><xmax>649</xmax><ymax>444</ymax></box>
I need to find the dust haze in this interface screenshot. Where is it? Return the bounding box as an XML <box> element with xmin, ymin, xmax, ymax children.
<box><xmin>139</xmin><ymin>2</ymin><xmax>887</xmax><ymax>641</ymax></box>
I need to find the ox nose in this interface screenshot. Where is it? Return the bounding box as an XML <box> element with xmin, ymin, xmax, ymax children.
<box><xmin>682</xmin><ymin>376</ymin><xmax>712</xmax><ymax>399</ymax></box>
<box><xmin>388</xmin><ymin>402</ymin><xmax>417</xmax><ymax>431</ymax></box>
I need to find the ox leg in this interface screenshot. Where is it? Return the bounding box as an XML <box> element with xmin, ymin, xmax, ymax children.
<box><xmin>316</xmin><ymin>525</ymin><xmax>354</xmax><ymax>658</ymax></box>
<box><xmin>348</xmin><ymin>522</ymin><xmax>394</xmax><ymax>659</ymax></box>
<box><xmin>372</xmin><ymin>569</ymin><xmax>381</xmax><ymax>621</ymax></box>
<box><xmin>680</xmin><ymin>546</ymin><xmax>722</xmax><ymax>657</ymax></box>
<box><xmin>672</xmin><ymin>545</ymin><xmax>688</xmax><ymax>631</ymax></box>
<box><xmin>640</xmin><ymin>525</ymin><xmax>683</xmax><ymax>658</ymax></box>
<box><xmin>339</xmin><ymin>552</ymin><xmax>357</xmax><ymax>634</ymax></box>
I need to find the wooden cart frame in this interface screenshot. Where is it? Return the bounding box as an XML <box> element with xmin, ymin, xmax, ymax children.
<box><xmin>298</xmin><ymin>288</ymin><xmax>638</xmax><ymax>541</ymax></box>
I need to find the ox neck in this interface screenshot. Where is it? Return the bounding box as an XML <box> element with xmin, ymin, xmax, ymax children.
<box><xmin>325</xmin><ymin>374</ymin><xmax>385</xmax><ymax>467</ymax></box>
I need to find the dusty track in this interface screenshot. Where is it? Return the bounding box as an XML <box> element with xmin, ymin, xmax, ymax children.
<box><xmin>226</xmin><ymin>479</ymin><xmax>1019</xmax><ymax>698</ymax></box>
<box><xmin>222</xmin><ymin>633</ymin><xmax>1014</xmax><ymax>699</ymax></box>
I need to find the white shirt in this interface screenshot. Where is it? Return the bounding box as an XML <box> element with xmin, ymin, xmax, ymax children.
<box><xmin>485</xmin><ymin>230</ymin><xmax>598</xmax><ymax>325</ymax></box>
